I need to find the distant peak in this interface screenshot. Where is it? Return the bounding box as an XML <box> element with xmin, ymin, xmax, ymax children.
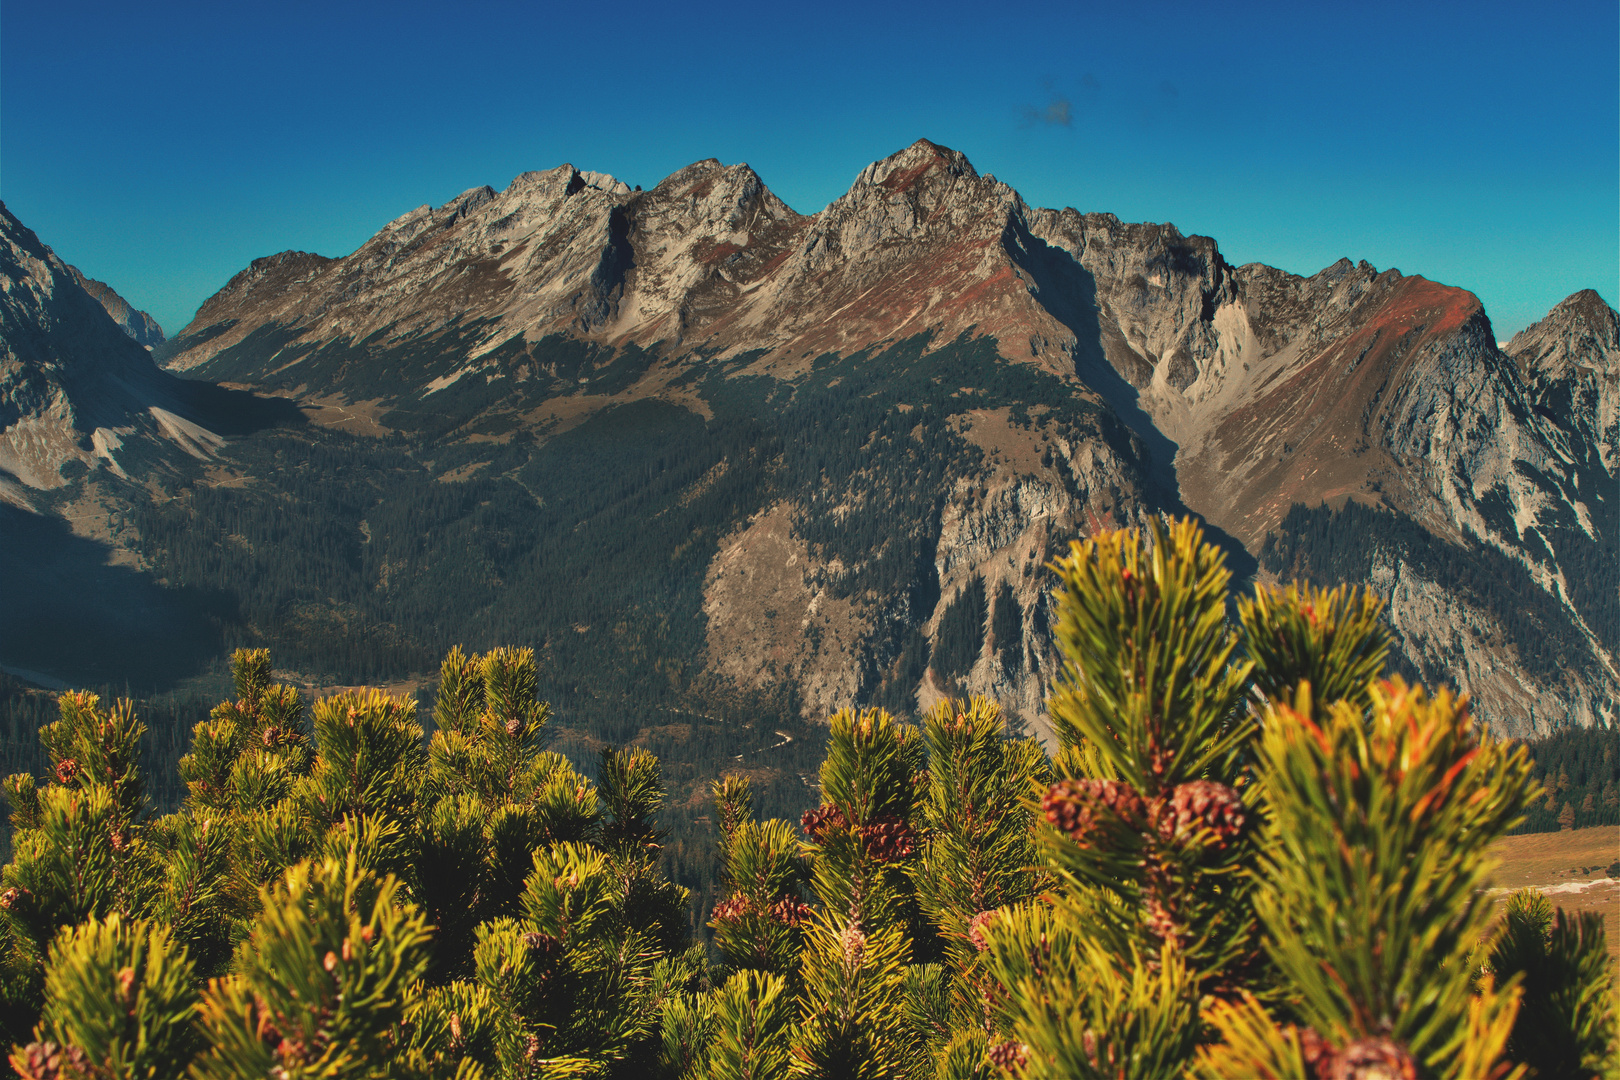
<box><xmin>850</xmin><ymin>139</ymin><xmax>978</xmax><ymax>195</ymax></box>
<box><xmin>1553</xmin><ymin>288</ymin><xmax>1615</xmax><ymax>318</ymax></box>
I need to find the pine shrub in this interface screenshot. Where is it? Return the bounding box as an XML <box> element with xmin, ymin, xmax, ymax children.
<box><xmin>0</xmin><ymin>517</ymin><xmax>1611</xmax><ymax>1077</ymax></box>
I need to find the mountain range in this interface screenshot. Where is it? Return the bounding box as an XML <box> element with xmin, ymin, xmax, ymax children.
<box><xmin>2</xmin><ymin>139</ymin><xmax>1615</xmax><ymax>742</ymax></box>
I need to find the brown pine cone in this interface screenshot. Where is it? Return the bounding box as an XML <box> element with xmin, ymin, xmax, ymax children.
<box><xmin>1154</xmin><ymin>780</ymin><xmax>1247</xmax><ymax>851</ymax></box>
<box><xmin>800</xmin><ymin>804</ymin><xmax>848</xmax><ymax>842</ymax></box>
<box><xmin>967</xmin><ymin>909</ymin><xmax>999</xmax><ymax>951</ymax></box>
<box><xmin>860</xmin><ymin>816</ymin><xmax>916</xmax><ymax>861</ymax></box>
<box><xmin>986</xmin><ymin>1039</ymin><xmax>1028</xmax><ymax>1074</ymax></box>
<box><xmin>1326</xmin><ymin>1037</ymin><xmax>1417</xmax><ymax>1080</ymax></box>
<box><xmin>840</xmin><ymin>921</ymin><xmax>866</xmax><ymax>965</ymax></box>
<box><xmin>710</xmin><ymin>894</ymin><xmax>756</xmax><ymax>922</ymax></box>
<box><xmin>1041</xmin><ymin>778</ymin><xmax>1144</xmax><ymax>845</ymax></box>
<box><xmin>770</xmin><ymin>896</ymin><xmax>813</xmax><ymax>927</ymax></box>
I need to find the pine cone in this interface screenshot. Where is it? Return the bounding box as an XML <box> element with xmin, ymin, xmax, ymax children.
<box><xmin>968</xmin><ymin>909</ymin><xmax>999</xmax><ymax>951</ymax></box>
<box><xmin>1154</xmin><ymin>780</ymin><xmax>1247</xmax><ymax>851</ymax></box>
<box><xmin>0</xmin><ymin>886</ymin><xmax>32</xmax><ymax>911</ymax></box>
<box><xmin>1298</xmin><ymin>1027</ymin><xmax>1334</xmax><ymax>1076</ymax></box>
<box><xmin>770</xmin><ymin>896</ymin><xmax>813</xmax><ymax>927</ymax></box>
<box><xmin>13</xmin><ymin>1041</ymin><xmax>93</xmax><ymax>1080</ymax></box>
<box><xmin>987</xmin><ymin>1040</ymin><xmax>1028</xmax><ymax>1074</ymax></box>
<box><xmin>1042</xmin><ymin>778</ymin><xmax>1144</xmax><ymax>846</ymax></box>
<box><xmin>800</xmin><ymin>804</ymin><xmax>848</xmax><ymax>842</ymax></box>
<box><xmin>840</xmin><ymin>921</ymin><xmax>866</xmax><ymax>965</ymax></box>
<box><xmin>1142</xmin><ymin>894</ymin><xmax>1179</xmax><ymax>945</ymax></box>
<box><xmin>53</xmin><ymin>759</ymin><xmax>79</xmax><ymax>785</ymax></box>
<box><xmin>711</xmin><ymin>894</ymin><xmax>755</xmax><ymax>922</ymax></box>
<box><xmin>505</xmin><ymin>716</ymin><xmax>524</xmax><ymax>738</ymax></box>
<box><xmin>1325</xmin><ymin>1038</ymin><xmax>1417</xmax><ymax>1080</ymax></box>
<box><xmin>521</xmin><ymin>931</ymin><xmax>562</xmax><ymax>960</ymax></box>
<box><xmin>860</xmin><ymin>815</ymin><xmax>916</xmax><ymax>861</ymax></box>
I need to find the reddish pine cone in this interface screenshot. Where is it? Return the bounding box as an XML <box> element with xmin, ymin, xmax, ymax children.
<box><xmin>1154</xmin><ymin>780</ymin><xmax>1247</xmax><ymax>850</ymax></box>
<box><xmin>14</xmin><ymin>1042</ymin><xmax>93</xmax><ymax>1080</ymax></box>
<box><xmin>0</xmin><ymin>886</ymin><xmax>32</xmax><ymax>912</ymax></box>
<box><xmin>711</xmin><ymin>894</ymin><xmax>753</xmax><ymax>922</ymax></box>
<box><xmin>861</xmin><ymin>815</ymin><xmax>916</xmax><ymax>861</ymax></box>
<box><xmin>713</xmin><ymin>893</ymin><xmax>812</xmax><ymax>928</ymax></box>
<box><xmin>800</xmin><ymin>804</ymin><xmax>849</xmax><ymax>842</ymax></box>
<box><xmin>1325</xmin><ymin>1038</ymin><xmax>1417</xmax><ymax>1080</ymax></box>
<box><xmin>53</xmin><ymin>759</ymin><xmax>79</xmax><ymax>785</ymax></box>
<box><xmin>1042</xmin><ymin>778</ymin><xmax>1144</xmax><ymax>845</ymax></box>
<box><xmin>968</xmin><ymin>909</ymin><xmax>999</xmax><ymax>951</ymax></box>
<box><xmin>770</xmin><ymin>896</ymin><xmax>813</xmax><ymax>927</ymax></box>
<box><xmin>1298</xmin><ymin>1030</ymin><xmax>1417</xmax><ymax>1080</ymax></box>
<box><xmin>986</xmin><ymin>1040</ymin><xmax>1028</xmax><ymax>1074</ymax></box>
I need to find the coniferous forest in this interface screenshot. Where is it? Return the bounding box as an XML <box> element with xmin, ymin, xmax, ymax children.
<box><xmin>0</xmin><ymin>519</ymin><xmax>1613</xmax><ymax>1078</ymax></box>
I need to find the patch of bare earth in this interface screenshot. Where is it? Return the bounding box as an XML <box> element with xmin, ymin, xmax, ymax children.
<box><xmin>1487</xmin><ymin>825</ymin><xmax>1620</xmax><ymax>962</ymax></box>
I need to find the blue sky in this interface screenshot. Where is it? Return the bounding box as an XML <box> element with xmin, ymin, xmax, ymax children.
<box><xmin>3</xmin><ymin>0</ymin><xmax>1614</xmax><ymax>339</ymax></box>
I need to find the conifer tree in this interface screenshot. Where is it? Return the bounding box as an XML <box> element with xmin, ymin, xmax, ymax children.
<box><xmin>983</xmin><ymin>518</ymin><xmax>1258</xmax><ymax>1078</ymax></box>
<box><xmin>189</xmin><ymin>849</ymin><xmax>433</xmax><ymax>1079</ymax></box>
<box><xmin>11</xmin><ymin>914</ymin><xmax>200</xmax><ymax>1080</ymax></box>
<box><xmin>1197</xmin><ymin>681</ymin><xmax>1535</xmax><ymax>1079</ymax></box>
<box><xmin>792</xmin><ymin>707</ymin><xmax>922</xmax><ymax>1079</ymax></box>
<box><xmin>907</xmin><ymin>696</ymin><xmax>1047</xmax><ymax>1069</ymax></box>
<box><xmin>1487</xmin><ymin>888</ymin><xmax>1617</xmax><ymax>1079</ymax></box>
<box><xmin>0</xmin><ymin>521</ymin><xmax>1611</xmax><ymax>1078</ymax></box>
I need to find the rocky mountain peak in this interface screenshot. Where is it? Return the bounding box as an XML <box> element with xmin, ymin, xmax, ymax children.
<box><xmin>852</xmin><ymin>138</ymin><xmax>978</xmax><ymax>192</ymax></box>
<box><xmin>1503</xmin><ymin>288</ymin><xmax>1619</xmax><ymax>473</ymax></box>
<box><xmin>1507</xmin><ymin>289</ymin><xmax>1620</xmax><ymax>379</ymax></box>
<box><xmin>0</xmin><ymin>202</ymin><xmax>249</xmax><ymax>496</ymax></box>
<box><xmin>64</xmin><ymin>267</ymin><xmax>164</xmax><ymax>348</ymax></box>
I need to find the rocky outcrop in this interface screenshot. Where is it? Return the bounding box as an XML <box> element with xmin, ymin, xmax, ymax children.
<box><xmin>65</xmin><ymin>267</ymin><xmax>164</xmax><ymax>348</ymax></box>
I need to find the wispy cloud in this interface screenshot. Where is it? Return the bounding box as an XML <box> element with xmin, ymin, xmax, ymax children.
<box><xmin>1020</xmin><ymin>74</ymin><xmax>1101</xmax><ymax>130</ymax></box>
<box><xmin>1022</xmin><ymin>97</ymin><xmax>1074</xmax><ymax>127</ymax></box>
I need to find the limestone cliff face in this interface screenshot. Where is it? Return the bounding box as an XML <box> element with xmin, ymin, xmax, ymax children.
<box><xmin>0</xmin><ymin>202</ymin><xmax>210</xmax><ymax>499</ymax></box>
<box><xmin>108</xmin><ymin>141</ymin><xmax>1620</xmax><ymax>733</ymax></box>
<box><xmin>1506</xmin><ymin>289</ymin><xmax>1619</xmax><ymax>473</ymax></box>
<box><xmin>65</xmin><ymin>267</ymin><xmax>164</xmax><ymax>348</ymax></box>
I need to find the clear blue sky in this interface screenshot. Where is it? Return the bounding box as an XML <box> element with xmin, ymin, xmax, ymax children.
<box><xmin>3</xmin><ymin>0</ymin><xmax>1614</xmax><ymax>339</ymax></box>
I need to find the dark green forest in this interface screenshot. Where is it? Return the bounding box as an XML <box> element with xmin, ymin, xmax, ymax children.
<box><xmin>1509</xmin><ymin>723</ymin><xmax>1620</xmax><ymax>835</ymax></box>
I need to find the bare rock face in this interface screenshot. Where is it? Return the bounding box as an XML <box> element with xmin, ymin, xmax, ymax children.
<box><xmin>0</xmin><ymin>203</ymin><xmax>293</xmax><ymax>507</ymax></box>
<box><xmin>121</xmin><ymin>142</ymin><xmax>1620</xmax><ymax>733</ymax></box>
<box><xmin>0</xmin><ymin>202</ymin><xmax>182</xmax><ymax>494</ymax></box>
<box><xmin>64</xmin><ymin>267</ymin><xmax>164</xmax><ymax>348</ymax></box>
<box><xmin>1506</xmin><ymin>289</ymin><xmax>1619</xmax><ymax>473</ymax></box>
